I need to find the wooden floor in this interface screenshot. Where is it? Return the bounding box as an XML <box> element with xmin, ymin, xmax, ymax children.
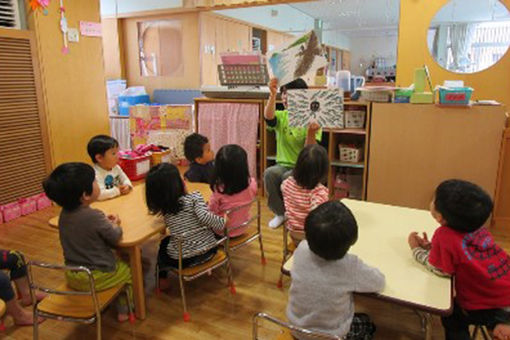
<box><xmin>1</xmin><ymin>197</ymin><xmax>509</xmax><ymax>340</ymax></box>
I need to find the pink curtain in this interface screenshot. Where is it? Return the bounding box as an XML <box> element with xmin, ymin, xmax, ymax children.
<box><xmin>198</xmin><ymin>103</ymin><xmax>259</xmax><ymax>177</ymax></box>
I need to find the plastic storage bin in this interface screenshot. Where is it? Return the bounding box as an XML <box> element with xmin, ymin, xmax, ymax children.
<box><xmin>339</xmin><ymin>145</ymin><xmax>363</xmax><ymax>163</ymax></box>
<box><xmin>118</xmin><ymin>95</ymin><xmax>150</xmax><ymax>115</ymax></box>
<box><xmin>118</xmin><ymin>155</ymin><xmax>151</xmax><ymax>181</ymax></box>
<box><xmin>438</xmin><ymin>87</ymin><xmax>473</xmax><ymax>105</ymax></box>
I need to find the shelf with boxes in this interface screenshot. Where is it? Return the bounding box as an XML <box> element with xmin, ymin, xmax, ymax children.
<box><xmin>262</xmin><ymin>101</ymin><xmax>371</xmax><ymax>200</ymax></box>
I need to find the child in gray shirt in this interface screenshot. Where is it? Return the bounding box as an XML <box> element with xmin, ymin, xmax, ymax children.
<box><xmin>43</xmin><ymin>162</ymin><xmax>133</xmax><ymax>322</ymax></box>
<box><xmin>287</xmin><ymin>201</ymin><xmax>385</xmax><ymax>339</ymax></box>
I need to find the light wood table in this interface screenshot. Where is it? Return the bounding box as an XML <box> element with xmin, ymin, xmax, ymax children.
<box><xmin>48</xmin><ymin>181</ymin><xmax>212</xmax><ymax>319</ymax></box>
<box><xmin>282</xmin><ymin>199</ymin><xmax>452</xmax><ymax>339</ymax></box>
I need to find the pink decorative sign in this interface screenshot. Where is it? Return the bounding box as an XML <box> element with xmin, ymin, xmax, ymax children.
<box><xmin>79</xmin><ymin>21</ymin><xmax>102</xmax><ymax>37</ymax></box>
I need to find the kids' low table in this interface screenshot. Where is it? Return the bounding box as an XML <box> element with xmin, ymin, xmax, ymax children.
<box><xmin>281</xmin><ymin>199</ymin><xmax>453</xmax><ymax>339</ymax></box>
<box><xmin>48</xmin><ymin>182</ymin><xmax>212</xmax><ymax>319</ymax></box>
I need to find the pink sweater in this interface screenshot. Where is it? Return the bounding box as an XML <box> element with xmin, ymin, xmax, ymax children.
<box><xmin>282</xmin><ymin>176</ymin><xmax>329</xmax><ymax>232</ymax></box>
<box><xmin>209</xmin><ymin>178</ymin><xmax>258</xmax><ymax>237</ymax></box>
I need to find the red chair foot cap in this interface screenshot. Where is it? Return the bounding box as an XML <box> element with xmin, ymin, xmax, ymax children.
<box><xmin>129</xmin><ymin>313</ymin><xmax>136</xmax><ymax>324</ymax></box>
<box><xmin>183</xmin><ymin>312</ymin><xmax>191</xmax><ymax>322</ymax></box>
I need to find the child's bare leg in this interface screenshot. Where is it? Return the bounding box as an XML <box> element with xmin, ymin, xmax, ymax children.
<box><xmin>5</xmin><ymin>298</ymin><xmax>44</xmax><ymax>325</ymax></box>
<box><xmin>13</xmin><ymin>277</ymin><xmax>46</xmax><ymax>306</ymax></box>
<box><xmin>493</xmin><ymin>323</ymin><xmax>510</xmax><ymax>340</ymax></box>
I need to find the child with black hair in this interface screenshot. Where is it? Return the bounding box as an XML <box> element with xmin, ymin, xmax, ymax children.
<box><xmin>183</xmin><ymin>133</ymin><xmax>215</xmax><ymax>183</ymax></box>
<box><xmin>281</xmin><ymin>144</ymin><xmax>329</xmax><ymax>246</ymax></box>
<box><xmin>264</xmin><ymin>77</ymin><xmax>322</xmax><ymax>229</ymax></box>
<box><xmin>87</xmin><ymin>135</ymin><xmax>132</xmax><ymax>200</ymax></box>
<box><xmin>43</xmin><ymin>162</ymin><xmax>133</xmax><ymax>322</ymax></box>
<box><xmin>287</xmin><ymin>201</ymin><xmax>385</xmax><ymax>340</ymax></box>
<box><xmin>409</xmin><ymin>179</ymin><xmax>510</xmax><ymax>340</ymax></box>
<box><xmin>209</xmin><ymin>144</ymin><xmax>257</xmax><ymax>237</ymax></box>
<box><xmin>145</xmin><ymin>163</ymin><xmax>225</xmax><ymax>271</ymax></box>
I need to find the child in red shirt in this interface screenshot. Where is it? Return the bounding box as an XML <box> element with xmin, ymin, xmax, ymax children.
<box><xmin>409</xmin><ymin>179</ymin><xmax>510</xmax><ymax>340</ymax></box>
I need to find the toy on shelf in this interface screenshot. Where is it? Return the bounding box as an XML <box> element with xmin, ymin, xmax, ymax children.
<box><xmin>410</xmin><ymin>65</ymin><xmax>434</xmax><ymax>104</ymax></box>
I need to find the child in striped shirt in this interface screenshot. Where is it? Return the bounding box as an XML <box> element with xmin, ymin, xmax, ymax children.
<box><xmin>145</xmin><ymin>163</ymin><xmax>225</xmax><ymax>271</ymax></box>
<box><xmin>281</xmin><ymin>144</ymin><xmax>329</xmax><ymax>246</ymax></box>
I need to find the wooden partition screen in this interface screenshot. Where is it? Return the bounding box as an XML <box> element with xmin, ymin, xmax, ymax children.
<box><xmin>0</xmin><ymin>28</ymin><xmax>51</xmax><ymax>205</ymax></box>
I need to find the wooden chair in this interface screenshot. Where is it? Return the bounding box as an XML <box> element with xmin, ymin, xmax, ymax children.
<box><xmin>224</xmin><ymin>197</ymin><xmax>266</xmax><ymax>265</ymax></box>
<box><xmin>27</xmin><ymin>261</ymin><xmax>134</xmax><ymax>340</ymax></box>
<box><xmin>0</xmin><ymin>299</ymin><xmax>5</xmax><ymax>332</ymax></box>
<box><xmin>252</xmin><ymin>312</ymin><xmax>343</xmax><ymax>340</ymax></box>
<box><xmin>277</xmin><ymin>222</ymin><xmax>304</xmax><ymax>288</ymax></box>
<box><xmin>155</xmin><ymin>231</ymin><xmax>235</xmax><ymax>322</ymax></box>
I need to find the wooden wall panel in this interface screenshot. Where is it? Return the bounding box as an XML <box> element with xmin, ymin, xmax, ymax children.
<box><xmin>28</xmin><ymin>0</ymin><xmax>110</xmax><ymax>165</ymax></box>
<box><xmin>367</xmin><ymin>103</ymin><xmax>506</xmax><ymax>210</ymax></box>
<box><xmin>101</xmin><ymin>18</ymin><xmax>124</xmax><ymax>80</ymax></box>
<box><xmin>493</xmin><ymin>128</ymin><xmax>510</xmax><ymax>230</ymax></box>
<box><xmin>122</xmin><ymin>12</ymin><xmax>201</xmax><ymax>95</ymax></box>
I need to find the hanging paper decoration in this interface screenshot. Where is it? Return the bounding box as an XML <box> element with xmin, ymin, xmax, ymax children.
<box><xmin>59</xmin><ymin>0</ymin><xmax>69</xmax><ymax>54</ymax></box>
<box><xmin>29</xmin><ymin>0</ymin><xmax>51</xmax><ymax>15</ymax></box>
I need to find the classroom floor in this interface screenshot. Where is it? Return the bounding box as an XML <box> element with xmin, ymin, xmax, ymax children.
<box><xmin>1</xmin><ymin>194</ymin><xmax>508</xmax><ymax>340</ymax></box>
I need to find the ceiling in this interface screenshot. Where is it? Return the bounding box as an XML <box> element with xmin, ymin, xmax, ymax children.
<box><xmin>289</xmin><ymin>0</ymin><xmax>400</xmax><ymax>34</ymax></box>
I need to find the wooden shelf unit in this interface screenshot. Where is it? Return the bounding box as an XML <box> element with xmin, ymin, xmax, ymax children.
<box><xmin>262</xmin><ymin>101</ymin><xmax>371</xmax><ymax>200</ymax></box>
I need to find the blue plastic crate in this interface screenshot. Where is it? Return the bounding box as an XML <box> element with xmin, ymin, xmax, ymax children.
<box><xmin>438</xmin><ymin>87</ymin><xmax>473</xmax><ymax>105</ymax></box>
<box><xmin>118</xmin><ymin>95</ymin><xmax>150</xmax><ymax>115</ymax></box>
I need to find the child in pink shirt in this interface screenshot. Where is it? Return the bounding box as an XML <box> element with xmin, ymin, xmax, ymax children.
<box><xmin>282</xmin><ymin>144</ymin><xmax>329</xmax><ymax>246</ymax></box>
<box><xmin>209</xmin><ymin>144</ymin><xmax>257</xmax><ymax>237</ymax></box>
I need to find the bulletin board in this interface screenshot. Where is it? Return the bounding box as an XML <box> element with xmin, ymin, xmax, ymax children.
<box><xmin>130</xmin><ymin>105</ymin><xmax>193</xmax><ymax>160</ymax></box>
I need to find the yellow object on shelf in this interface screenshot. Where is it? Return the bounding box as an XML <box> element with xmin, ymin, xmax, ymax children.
<box><xmin>410</xmin><ymin>66</ymin><xmax>434</xmax><ymax>104</ymax></box>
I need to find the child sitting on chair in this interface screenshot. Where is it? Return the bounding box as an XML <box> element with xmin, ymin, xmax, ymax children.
<box><xmin>209</xmin><ymin>144</ymin><xmax>257</xmax><ymax>238</ymax></box>
<box><xmin>145</xmin><ymin>163</ymin><xmax>225</xmax><ymax>271</ymax></box>
<box><xmin>0</xmin><ymin>249</ymin><xmax>45</xmax><ymax>326</ymax></box>
<box><xmin>43</xmin><ymin>162</ymin><xmax>133</xmax><ymax>322</ymax></box>
<box><xmin>183</xmin><ymin>133</ymin><xmax>215</xmax><ymax>184</ymax></box>
<box><xmin>87</xmin><ymin>135</ymin><xmax>132</xmax><ymax>200</ymax></box>
<box><xmin>408</xmin><ymin>179</ymin><xmax>510</xmax><ymax>340</ymax></box>
<box><xmin>287</xmin><ymin>201</ymin><xmax>385</xmax><ymax>340</ymax></box>
<box><xmin>281</xmin><ymin>144</ymin><xmax>329</xmax><ymax>246</ymax></box>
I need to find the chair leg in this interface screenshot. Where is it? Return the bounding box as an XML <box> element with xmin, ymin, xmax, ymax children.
<box><xmin>33</xmin><ymin>308</ymin><xmax>39</xmax><ymax>340</ymax></box>
<box><xmin>96</xmin><ymin>313</ymin><xmax>102</xmax><ymax>340</ymax></box>
<box><xmin>178</xmin><ymin>274</ymin><xmax>190</xmax><ymax>322</ymax></box>
<box><xmin>155</xmin><ymin>263</ymin><xmax>161</xmax><ymax>296</ymax></box>
<box><xmin>125</xmin><ymin>285</ymin><xmax>136</xmax><ymax>324</ymax></box>
<box><xmin>277</xmin><ymin>227</ymin><xmax>288</xmax><ymax>288</ymax></box>
<box><xmin>258</xmin><ymin>234</ymin><xmax>266</xmax><ymax>265</ymax></box>
<box><xmin>226</xmin><ymin>259</ymin><xmax>236</xmax><ymax>295</ymax></box>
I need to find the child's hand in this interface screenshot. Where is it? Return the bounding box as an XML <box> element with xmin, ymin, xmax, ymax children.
<box><xmin>418</xmin><ymin>232</ymin><xmax>431</xmax><ymax>250</ymax></box>
<box><xmin>119</xmin><ymin>185</ymin><xmax>131</xmax><ymax>195</ymax></box>
<box><xmin>108</xmin><ymin>214</ymin><xmax>121</xmax><ymax>225</ymax></box>
<box><xmin>308</xmin><ymin>120</ymin><xmax>320</xmax><ymax>134</ymax></box>
<box><xmin>408</xmin><ymin>232</ymin><xmax>431</xmax><ymax>250</ymax></box>
<box><xmin>268</xmin><ymin>78</ymin><xmax>278</xmax><ymax>98</ymax></box>
<box><xmin>408</xmin><ymin>232</ymin><xmax>421</xmax><ymax>249</ymax></box>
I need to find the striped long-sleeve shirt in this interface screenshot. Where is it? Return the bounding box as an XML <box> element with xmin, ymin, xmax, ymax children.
<box><xmin>164</xmin><ymin>191</ymin><xmax>225</xmax><ymax>259</ymax></box>
<box><xmin>281</xmin><ymin>176</ymin><xmax>329</xmax><ymax>232</ymax></box>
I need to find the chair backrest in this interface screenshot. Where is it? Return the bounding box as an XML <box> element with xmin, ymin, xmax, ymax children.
<box><xmin>252</xmin><ymin>312</ymin><xmax>343</xmax><ymax>340</ymax></box>
<box><xmin>224</xmin><ymin>197</ymin><xmax>260</xmax><ymax>236</ymax></box>
<box><xmin>173</xmin><ymin>229</ymin><xmax>227</xmax><ymax>268</ymax></box>
<box><xmin>27</xmin><ymin>261</ymin><xmax>101</xmax><ymax>317</ymax></box>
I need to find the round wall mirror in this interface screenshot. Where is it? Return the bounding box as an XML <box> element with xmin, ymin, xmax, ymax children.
<box><xmin>427</xmin><ymin>0</ymin><xmax>510</xmax><ymax>73</ymax></box>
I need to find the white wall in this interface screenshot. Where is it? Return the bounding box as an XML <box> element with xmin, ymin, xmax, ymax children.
<box><xmin>100</xmin><ymin>0</ymin><xmax>183</xmax><ymax>17</ymax></box>
<box><xmin>349</xmin><ymin>33</ymin><xmax>398</xmax><ymax>75</ymax></box>
<box><xmin>215</xmin><ymin>5</ymin><xmax>314</xmax><ymax>35</ymax></box>
<box><xmin>323</xmin><ymin>30</ymin><xmax>351</xmax><ymax>50</ymax></box>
